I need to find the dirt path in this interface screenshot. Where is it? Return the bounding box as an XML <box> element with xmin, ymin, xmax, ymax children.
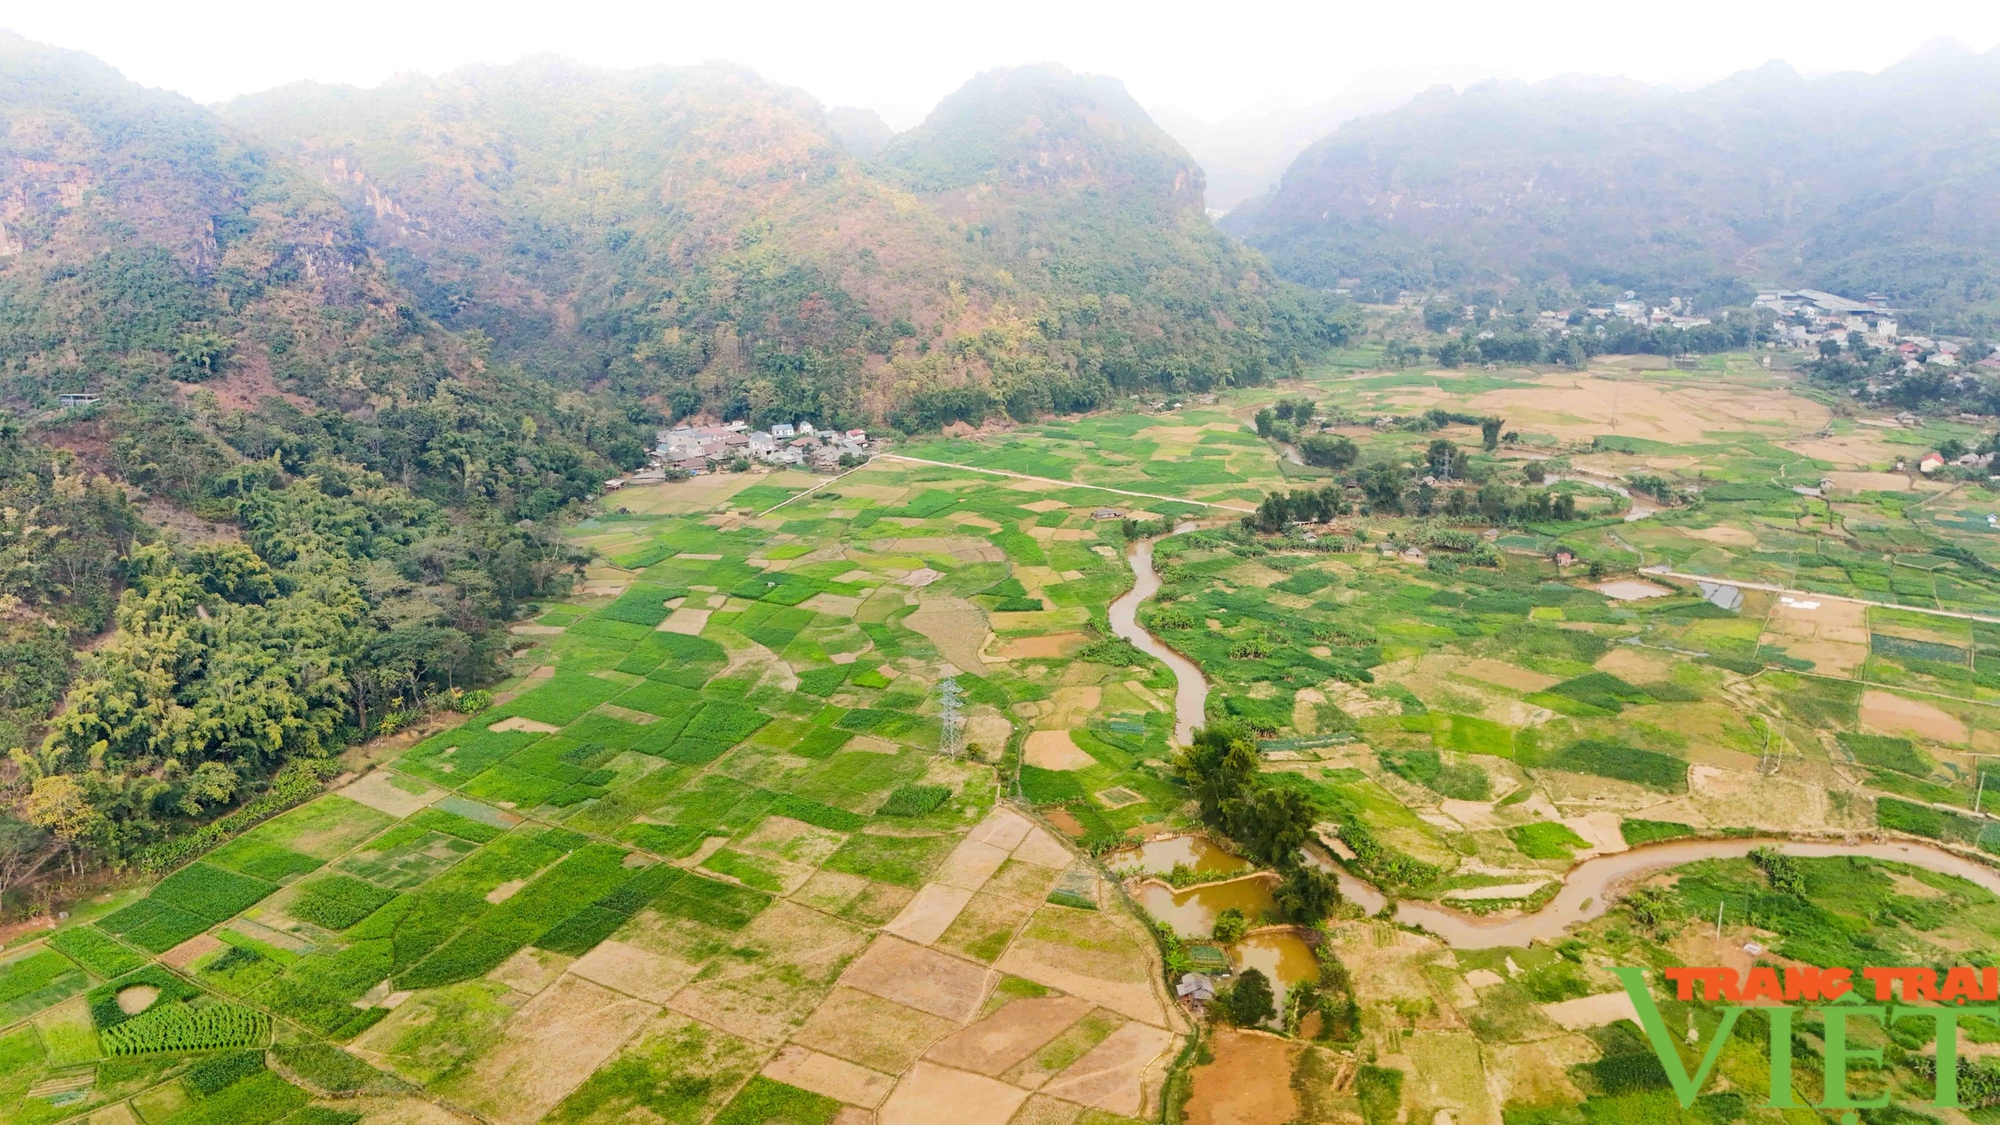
<box><xmin>875</xmin><ymin>455</ymin><xmax>1258</xmax><ymax>513</ymax></box>
<box><xmin>1637</xmin><ymin>567</ymin><xmax>2000</xmax><ymax>625</ymax></box>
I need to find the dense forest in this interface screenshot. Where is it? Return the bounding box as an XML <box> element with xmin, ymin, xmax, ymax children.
<box><xmin>0</xmin><ymin>34</ymin><xmax>645</xmax><ymax>886</ymax></box>
<box><xmin>0</xmin><ymin>37</ymin><xmax>1358</xmax><ymax>894</ymax></box>
<box><xmin>1224</xmin><ymin>45</ymin><xmax>2000</xmax><ymax>335</ymax></box>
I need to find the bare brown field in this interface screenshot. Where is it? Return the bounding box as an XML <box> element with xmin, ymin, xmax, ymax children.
<box><xmin>794</xmin><ymin>986</ymin><xmax>957</xmax><ymax>1073</ymax></box>
<box><xmin>438</xmin><ymin>974</ymin><xmax>655</xmax><ymax>1125</ymax></box>
<box><xmin>1861</xmin><ymin>689</ymin><xmax>1970</xmax><ymax>743</ymax></box>
<box><xmin>1182</xmin><ymin>1028</ymin><xmax>1300</xmax><ymax>1125</ymax></box>
<box><xmin>925</xmin><ymin>994</ymin><xmax>1094</xmax><ymax>1076</ymax></box>
<box><xmin>1024</xmin><ymin>730</ymin><xmax>1096</xmax><ymax>770</ymax></box>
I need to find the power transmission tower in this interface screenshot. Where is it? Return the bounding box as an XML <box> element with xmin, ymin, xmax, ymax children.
<box><xmin>938</xmin><ymin>677</ymin><xmax>964</xmax><ymax>759</ymax></box>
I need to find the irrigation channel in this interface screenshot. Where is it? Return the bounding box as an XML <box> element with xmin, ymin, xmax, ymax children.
<box><xmin>1106</xmin><ymin>528</ymin><xmax>2000</xmax><ymax>950</ymax></box>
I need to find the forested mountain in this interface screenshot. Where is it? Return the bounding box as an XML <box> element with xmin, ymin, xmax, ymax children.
<box><xmin>226</xmin><ymin>60</ymin><xmax>1349</xmax><ymax>429</ymax></box>
<box><xmin>1225</xmin><ymin>44</ymin><xmax>2000</xmax><ymax>331</ymax></box>
<box><xmin>0</xmin><ymin>38</ymin><xmax>1353</xmax><ymax>879</ymax></box>
<box><xmin>0</xmin><ymin>33</ymin><xmax>638</xmax><ymax>865</ymax></box>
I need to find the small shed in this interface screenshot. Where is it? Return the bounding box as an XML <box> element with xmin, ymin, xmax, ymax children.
<box><xmin>1176</xmin><ymin>973</ymin><xmax>1216</xmax><ymax>1004</ymax></box>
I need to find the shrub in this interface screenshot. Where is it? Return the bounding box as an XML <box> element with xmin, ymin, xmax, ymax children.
<box><xmin>184</xmin><ymin>1050</ymin><xmax>267</xmax><ymax>1095</ymax></box>
<box><xmin>1077</xmin><ymin>637</ymin><xmax>1144</xmax><ymax>665</ymax></box>
<box><xmin>288</xmin><ymin>876</ymin><xmax>399</xmax><ymax>931</ymax></box>
<box><xmin>48</xmin><ymin>927</ymin><xmax>146</xmax><ymax>979</ymax></box>
<box><xmin>1211</xmin><ymin>908</ymin><xmax>1249</xmax><ymax>943</ymax></box>
<box><xmin>879</xmin><ymin>785</ymin><xmax>953</xmax><ymax>818</ymax></box>
<box><xmin>1223</xmin><ymin>968</ymin><xmax>1276</xmax><ymax>1026</ymax></box>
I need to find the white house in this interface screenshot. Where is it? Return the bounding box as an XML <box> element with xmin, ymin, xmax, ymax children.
<box><xmin>771</xmin><ymin>423</ymin><xmax>796</xmax><ymax>438</ymax></box>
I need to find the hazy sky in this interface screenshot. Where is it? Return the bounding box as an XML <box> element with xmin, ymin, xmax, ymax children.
<box><xmin>8</xmin><ymin>0</ymin><xmax>2000</xmax><ymax>124</ymax></box>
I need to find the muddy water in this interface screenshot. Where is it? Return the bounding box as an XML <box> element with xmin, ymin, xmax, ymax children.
<box><xmin>1544</xmin><ymin>472</ymin><xmax>1659</xmax><ymax>521</ymax></box>
<box><xmin>1335</xmin><ymin>838</ymin><xmax>2000</xmax><ymax>950</ymax></box>
<box><xmin>1134</xmin><ymin>873</ymin><xmax>1278</xmax><ymax>939</ymax></box>
<box><xmin>1109</xmin><ymin>529</ymin><xmax>1208</xmax><ymax>745</ymax></box>
<box><xmin>1106</xmin><ymin>835</ymin><xmax>1251</xmax><ymax>879</ymax></box>
<box><xmin>1232</xmin><ymin>930</ymin><xmax>1320</xmax><ymax>1013</ymax></box>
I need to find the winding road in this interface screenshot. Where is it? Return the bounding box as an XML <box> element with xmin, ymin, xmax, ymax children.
<box><xmin>1106</xmin><ymin>527</ymin><xmax>2000</xmax><ymax>948</ymax></box>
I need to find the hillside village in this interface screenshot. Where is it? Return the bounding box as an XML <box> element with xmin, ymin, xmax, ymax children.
<box><xmin>647</xmin><ymin>421</ymin><xmax>873</xmax><ymax>477</ymax></box>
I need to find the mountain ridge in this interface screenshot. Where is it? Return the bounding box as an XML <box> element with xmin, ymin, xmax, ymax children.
<box><xmin>1224</xmin><ymin>48</ymin><xmax>2000</xmax><ymax>328</ymax></box>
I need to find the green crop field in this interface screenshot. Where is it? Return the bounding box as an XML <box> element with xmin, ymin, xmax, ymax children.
<box><xmin>10</xmin><ymin>379</ymin><xmax>1996</xmax><ymax>1125</ymax></box>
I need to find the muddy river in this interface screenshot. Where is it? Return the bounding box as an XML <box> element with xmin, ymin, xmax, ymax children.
<box><xmin>1108</xmin><ymin>528</ymin><xmax>1209</xmax><ymax>745</ymax></box>
<box><xmin>1326</xmin><ymin>838</ymin><xmax>2000</xmax><ymax>950</ymax></box>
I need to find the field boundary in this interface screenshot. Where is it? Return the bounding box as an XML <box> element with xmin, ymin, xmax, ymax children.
<box><xmin>875</xmin><ymin>453</ymin><xmax>1259</xmax><ymax>513</ymax></box>
<box><xmin>1639</xmin><ymin>566</ymin><xmax>2000</xmax><ymax>626</ymax></box>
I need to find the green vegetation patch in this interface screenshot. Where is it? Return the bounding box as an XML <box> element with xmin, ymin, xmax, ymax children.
<box><xmin>1837</xmin><ymin>732</ymin><xmax>1935</xmax><ymax>777</ymax></box>
<box><xmin>104</xmin><ymin>997</ymin><xmax>269</xmax><ymax>1055</ymax></box>
<box><xmin>653</xmin><ymin>873</ymin><xmax>771</xmax><ymax>930</ymax></box>
<box><xmin>820</xmin><ymin>831</ymin><xmax>955</xmax><ymax>887</ymax></box>
<box><xmin>1621</xmin><ymin>819</ymin><xmax>1697</xmax><ymax>845</ymax></box>
<box><xmin>0</xmin><ymin>947</ymin><xmax>79</xmax><ymax>1010</ymax></box>
<box><xmin>879</xmin><ymin>784</ymin><xmax>954</xmax><ymax>818</ymax></box>
<box><xmin>1506</xmin><ymin>821</ymin><xmax>1591</xmax><ymax>860</ymax></box>
<box><xmin>184</xmin><ymin>1049</ymin><xmax>266</xmax><ymax>1095</ymax></box>
<box><xmin>48</xmin><ymin>926</ymin><xmax>147</xmax><ymax>979</ymax></box>
<box><xmin>595</xmin><ymin>584</ymin><xmax>682</xmax><ymax>627</ymax></box>
<box><xmin>151</xmin><ymin>862</ymin><xmax>280</xmax><ymax>922</ymax></box>
<box><xmin>160</xmin><ymin>1069</ymin><xmax>307</xmax><ymax>1125</ymax></box>
<box><xmin>288</xmin><ymin>875</ymin><xmax>399</xmax><ymax>931</ymax></box>
<box><xmin>205</xmin><ymin>836</ymin><xmax>325</xmax><ymax>883</ymax></box>
<box><xmin>96</xmin><ymin>898</ymin><xmax>215</xmax><ymax>953</ymax></box>
<box><xmin>712</xmin><ymin>1076</ymin><xmax>842</xmax><ymax>1125</ymax></box>
<box><xmin>1527</xmin><ymin>739</ymin><xmax>1688</xmax><ymax>792</ymax></box>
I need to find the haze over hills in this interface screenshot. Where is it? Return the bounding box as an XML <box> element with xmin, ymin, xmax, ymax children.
<box><xmin>1152</xmin><ymin>96</ymin><xmax>1410</xmax><ymax>214</ymax></box>
<box><xmin>1224</xmin><ymin>43</ymin><xmax>2000</xmax><ymax>329</ymax></box>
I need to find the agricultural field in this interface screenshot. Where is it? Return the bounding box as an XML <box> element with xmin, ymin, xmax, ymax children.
<box><xmin>0</xmin><ymin>459</ymin><xmax>1202</xmax><ymax>1125</ymax></box>
<box><xmin>1</xmin><ymin>352</ymin><xmax>1995</xmax><ymax>1124</ymax></box>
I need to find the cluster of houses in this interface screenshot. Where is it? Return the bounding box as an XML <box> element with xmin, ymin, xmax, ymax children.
<box><xmin>1911</xmin><ymin>449</ymin><xmax>1998</xmax><ymax>474</ymax></box>
<box><xmin>651</xmin><ymin>420</ymin><xmax>871</xmax><ymax>475</ymax></box>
